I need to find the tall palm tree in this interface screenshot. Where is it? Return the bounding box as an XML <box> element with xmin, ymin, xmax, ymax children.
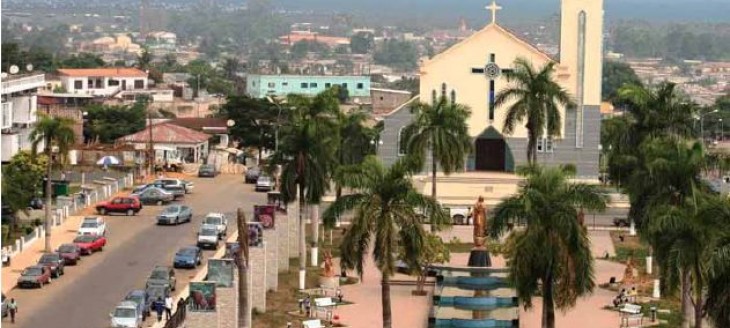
<box><xmin>322</xmin><ymin>155</ymin><xmax>449</xmax><ymax>328</ymax></box>
<box><xmin>494</xmin><ymin>58</ymin><xmax>574</xmax><ymax>165</ymax></box>
<box><xmin>402</xmin><ymin>97</ymin><xmax>472</xmax><ymax>203</ymax></box>
<box><xmin>489</xmin><ymin>165</ymin><xmax>608</xmax><ymax>328</ymax></box>
<box><xmin>30</xmin><ymin>115</ymin><xmax>76</xmax><ymax>253</ymax></box>
<box><xmin>269</xmin><ymin>90</ymin><xmax>339</xmax><ymax>289</ymax></box>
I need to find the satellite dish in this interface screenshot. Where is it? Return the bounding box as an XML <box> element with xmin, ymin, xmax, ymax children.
<box><xmin>9</xmin><ymin>65</ymin><xmax>19</xmax><ymax>74</ymax></box>
<box><xmin>1</xmin><ymin>73</ymin><xmax>7</xmax><ymax>79</ymax></box>
<box><xmin>26</xmin><ymin>64</ymin><xmax>33</xmax><ymax>72</ymax></box>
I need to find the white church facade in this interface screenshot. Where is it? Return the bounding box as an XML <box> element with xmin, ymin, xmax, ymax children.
<box><xmin>378</xmin><ymin>0</ymin><xmax>604</xmax><ymax>178</ymax></box>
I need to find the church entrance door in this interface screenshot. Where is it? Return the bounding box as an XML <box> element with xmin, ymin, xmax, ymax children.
<box><xmin>475</xmin><ymin>138</ymin><xmax>506</xmax><ymax>171</ymax></box>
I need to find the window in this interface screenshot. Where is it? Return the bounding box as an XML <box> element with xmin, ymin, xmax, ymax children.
<box><xmin>325</xmin><ymin>83</ymin><xmax>331</xmax><ymax>88</ymax></box>
<box><xmin>356</xmin><ymin>83</ymin><xmax>364</xmax><ymax>89</ymax></box>
<box><xmin>301</xmin><ymin>82</ymin><xmax>308</xmax><ymax>88</ymax></box>
<box><xmin>537</xmin><ymin>137</ymin><xmax>554</xmax><ymax>153</ymax></box>
<box><xmin>108</xmin><ymin>79</ymin><xmax>120</xmax><ymax>86</ymax></box>
<box><xmin>267</xmin><ymin>82</ymin><xmax>276</xmax><ymax>88</ymax></box>
<box><xmin>310</xmin><ymin>82</ymin><xmax>318</xmax><ymax>88</ymax></box>
<box><xmin>74</xmin><ymin>80</ymin><xmax>83</xmax><ymax>89</ymax></box>
<box><xmin>450</xmin><ymin>89</ymin><xmax>456</xmax><ymax>104</ymax></box>
<box><xmin>431</xmin><ymin>90</ymin><xmax>437</xmax><ymax>104</ymax></box>
<box><xmin>397</xmin><ymin>127</ymin><xmax>407</xmax><ymax>156</ymax></box>
<box><xmin>282</xmin><ymin>82</ymin><xmax>288</xmax><ymax>87</ymax></box>
<box><xmin>441</xmin><ymin>83</ymin><xmax>447</xmax><ymax>99</ymax></box>
<box><xmin>342</xmin><ymin>83</ymin><xmax>348</xmax><ymax>89</ymax></box>
<box><xmin>133</xmin><ymin>79</ymin><xmax>144</xmax><ymax>89</ymax></box>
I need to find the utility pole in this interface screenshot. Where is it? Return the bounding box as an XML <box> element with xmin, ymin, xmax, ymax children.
<box><xmin>236</xmin><ymin>208</ymin><xmax>251</xmax><ymax>328</ymax></box>
<box><xmin>147</xmin><ymin>108</ymin><xmax>154</xmax><ymax>177</ymax></box>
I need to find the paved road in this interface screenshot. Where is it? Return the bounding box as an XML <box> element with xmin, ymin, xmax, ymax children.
<box><xmin>5</xmin><ymin>175</ymin><xmax>265</xmax><ymax>328</ymax></box>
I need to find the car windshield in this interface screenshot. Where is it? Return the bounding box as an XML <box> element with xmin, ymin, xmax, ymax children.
<box><xmin>177</xmin><ymin>248</ymin><xmax>196</xmax><ymax>256</ymax></box>
<box><xmin>163</xmin><ymin>206</ymin><xmax>180</xmax><ymax>214</ymax></box>
<box><xmin>258</xmin><ymin>177</ymin><xmax>271</xmax><ymax>183</ymax></box>
<box><xmin>200</xmin><ymin>228</ymin><xmax>217</xmax><ymax>236</ymax></box>
<box><xmin>114</xmin><ymin>308</ymin><xmax>136</xmax><ymax>318</ymax></box>
<box><xmin>201</xmin><ymin>165</ymin><xmax>213</xmax><ymax>171</ymax></box>
<box><xmin>203</xmin><ymin>216</ymin><xmax>222</xmax><ymax>225</ymax></box>
<box><xmin>74</xmin><ymin>236</ymin><xmax>95</xmax><ymax>243</ymax></box>
<box><xmin>23</xmin><ymin>267</ymin><xmax>43</xmax><ymax>276</ymax></box>
<box><xmin>125</xmin><ymin>294</ymin><xmax>144</xmax><ymax>304</ymax></box>
<box><xmin>149</xmin><ymin>270</ymin><xmax>168</xmax><ymax>280</ymax></box>
<box><xmin>147</xmin><ymin>287</ymin><xmax>166</xmax><ymax>298</ymax></box>
<box><xmin>39</xmin><ymin>254</ymin><xmax>59</xmax><ymax>262</ymax></box>
<box><xmin>58</xmin><ymin>245</ymin><xmax>76</xmax><ymax>253</ymax></box>
<box><xmin>81</xmin><ymin>222</ymin><xmax>97</xmax><ymax>228</ymax></box>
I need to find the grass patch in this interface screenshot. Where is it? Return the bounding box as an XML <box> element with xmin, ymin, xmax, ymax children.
<box><xmin>642</xmin><ymin>297</ymin><xmax>683</xmax><ymax>328</ymax></box>
<box><xmin>609</xmin><ymin>231</ymin><xmax>650</xmax><ymax>272</ymax></box>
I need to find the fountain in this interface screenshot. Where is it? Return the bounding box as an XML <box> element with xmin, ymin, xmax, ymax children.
<box><xmin>428</xmin><ymin>196</ymin><xmax>519</xmax><ymax>328</ymax></box>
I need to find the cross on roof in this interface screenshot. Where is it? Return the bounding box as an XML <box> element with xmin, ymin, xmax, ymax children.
<box><xmin>486</xmin><ymin>0</ymin><xmax>502</xmax><ymax>25</ymax></box>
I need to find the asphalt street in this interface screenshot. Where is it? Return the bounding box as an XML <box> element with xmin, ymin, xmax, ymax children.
<box><xmin>5</xmin><ymin>174</ymin><xmax>265</xmax><ymax>328</ymax></box>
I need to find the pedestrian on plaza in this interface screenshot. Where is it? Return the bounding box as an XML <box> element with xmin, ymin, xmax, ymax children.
<box><xmin>7</xmin><ymin>298</ymin><xmax>17</xmax><ymax>323</ymax></box>
<box><xmin>304</xmin><ymin>296</ymin><xmax>311</xmax><ymax>318</ymax></box>
<box><xmin>153</xmin><ymin>297</ymin><xmax>165</xmax><ymax>322</ymax></box>
<box><xmin>164</xmin><ymin>295</ymin><xmax>173</xmax><ymax>320</ymax></box>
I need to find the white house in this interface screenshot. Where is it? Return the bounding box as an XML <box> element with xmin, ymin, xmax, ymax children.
<box><xmin>1</xmin><ymin>72</ymin><xmax>46</xmax><ymax>162</ymax></box>
<box><xmin>58</xmin><ymin>68</ymin><xmax>148</xmax><ymax>97</ymax></box>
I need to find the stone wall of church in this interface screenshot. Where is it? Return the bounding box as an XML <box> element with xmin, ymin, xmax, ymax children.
<box><xmin>505</xmin><ymin>106</ymin><xmax>601</xmax><ymax>178</ymax></box>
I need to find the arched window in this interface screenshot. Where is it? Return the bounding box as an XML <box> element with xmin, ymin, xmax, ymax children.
<box><xmin>441</xmin><ymin>83</ymin><xmax>447</xmax><ymax>99</ymax></box>
<box><xmin>397</xmin><ymin>127</ymin><xmax>407</xmax><ymax>156</ymax></box>
<box><xmin>431</xmin><ymin>90</ymin><xmax>437</xmax><ymax>104</ymax></box>
<box><xmin>450</xmin><ymin>89</ymin><xmax>456</xmax><ymax>104</ymax></box>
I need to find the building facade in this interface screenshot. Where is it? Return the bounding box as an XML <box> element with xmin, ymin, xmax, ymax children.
<box><xmin>246</xmin><ymin>74</ymin><xmax>371</xmax><ymax>99</ymax></box>
<box><xmin>58</xmin><ymin>68</ymin><xmax>149</xmax><ymax>97</ymax></box>
<box><xmin>378</xmin><ymin>0</ymin><xmax>603</xmax><ymax>178</ymax></box>
<box><xmin>1</xmin><ymin>72</ymin><xmax>46</xmax><ymax>162</ymax></box>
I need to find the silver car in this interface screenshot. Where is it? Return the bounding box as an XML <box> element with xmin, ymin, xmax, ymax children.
<box><xmin>255</xmin><ymin>176</ymin><xmax>274</xmax><ymax>192</ymax></box>
<box><xmin>156</xmin><ymin>205</ymin><xmax>192</xmax><ymax>225</ymax></box>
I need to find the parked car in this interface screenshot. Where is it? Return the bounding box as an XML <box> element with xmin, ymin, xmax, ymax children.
<box><xmin>17</xmin><ymin>265</ymin><xmax>51</xmax><ymax>288</ymax></box>
<box><xmin>145</xmin><ymin>182</ymin><xmax>185</xmax><ymax>199</ymax></box>
<box><xmin>255</xmin><ymin>176</ymin><xmax>274</xmax><ymax>192</ymax></box>
<box><xmin>96</xmin><ymin>196</ymin><xmax>142</xmax><ymax>216</ymax></box>
<box><xmin>124</xmin><ymin>289</ymin><xmax>150</xmax><ymax>321</ymax></box>
<box><xmin>156</xmin><ymin>205</ymin><xmax>192</xmax><ymax>225</ymax></box>
<box><xmin>198</xmin><ymin>164</ymin><xmax>218</xmax><ymax>178</ymax></box>
<box><xmin>146</xmin><ymin>266</ymin><xmax>176</xmax><ymax>291</ymax></box>
<box><xmin>202</xmin><ymin>213</ymin><xmax>228</xmax><ymax>239</ymax></box>
<box><xmin>77</xmin><ymin>216</ymin><xmax>107</xmax><ymax>236</ymax></box>
<box><xmin>28</xmin><ymin>197</ymin><xmax>44</xmax><ymax>210</ymax></box>
<box><xmin>109</xmin><ymin>301</ymin><xmax>143</xmax><ymax>328</ymax></box>
<box><xmin>57</xmin><ymin>243</ymin><xmax>81</xmax><ymax>265</ymax></box>
<box><xmin>245</xmin><ymin>167</ymin><xmax>261</xmax><ymax>183</ymax></box>
<box><xmin>73</xmin><ymin>235</ymin><xmax>107</xmax><ymax>255</ymax></box>
<box><xmin>1</xmin><ymin>294</ymin><xmax>6</xmax><ymax>318</ymax></box>
<box><xmin>144</xmin><ymin>285</ymin><xmax>170</xmax><ymax>313</ymax></box>
<box><xmin>37</xmin><ymin>253</ymin><xmax>65</xmax><ymax>278</ymax></box>
<box><xmin>173</xmin><ymin>246</ymin><xmax>202</xmax><ymax>269</ymax></box>
<box><xmin>132</xmin><ymin>187</ymin><xmax>174</xmax><ymax>205</ymax></box>
<box><xmin>2</xmin><ymin>249</ymin><xmax>9</xmax><ymax>267</ymax></box>
<box><xmin>153</xmin><ymin>179</ymin><xmax>194</xmax><ymax>194</ymax></box>
<box><xmin>197</xmin><ymin>224</ymin><xmax>220</xmax><ymax>250</ymax></box>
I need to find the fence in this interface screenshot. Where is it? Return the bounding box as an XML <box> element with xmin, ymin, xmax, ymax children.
<box><xmin>1</xmin><ymin>173</ymin><xmax>134</xmax><ymax>259</ymax></box>
<box><xmin>164</xmin><ymin>297</ymin><xmax>190</xmax><ymax>328</ymax></box>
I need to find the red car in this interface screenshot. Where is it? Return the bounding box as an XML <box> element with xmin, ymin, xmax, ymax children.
<box><xmin>57</xmin><ymin>243</ymin><xmax>82</xmax><ymax>265</ymax></box>
<box><xmin>17</xmin><ymin>265</ymin><xmax>51</xmax><ymax>288</ymax></box>
<box><xmin>73</xmin><ymin>235</ymin><xmax>107</xmax><ymax>255</ymax></box>
<box><xmin>95</xmin><ymin>196</ymin><xmax>142</xmax><ymax>216</ymax></box>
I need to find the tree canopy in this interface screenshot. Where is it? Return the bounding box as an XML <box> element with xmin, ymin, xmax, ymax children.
<box><xmin>1</xmin><ymin>152</ymin><xmax>46</xmax><ymax>216</ymax></box>
<box><xmin>84</xmin><ymin>103</ymin><xmax>147</xmax><ymax>144</ymax></box>
<box><xmin>602</xmin><ymin>60</ymin><xmax>642</xmax><ymax>102</ymax></box>
<box><xmin>374</xmin><ymin>39</ymin><xmax>419</xmax><ymax>71</ymax></box>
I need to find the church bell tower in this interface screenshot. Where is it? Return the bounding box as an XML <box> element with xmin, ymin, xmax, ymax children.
<box><xmin>559</xmin><ymin>0</ymin><xmax>604</xmax><ymax>148</ymax></box>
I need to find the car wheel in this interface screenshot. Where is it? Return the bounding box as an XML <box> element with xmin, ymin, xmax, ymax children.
<box><xmin>99</xmin><ymin>208</ymin><xmax>107</xmax><ymax>215</ymax></box>
<box><xmin>127</xmin><ymin>209</ymin><xmax>134</xmax><ymax>216</ymax></box>
<box><xmin>175</xmin><ymin>216</ymin><xmax>179</xmax><ymax>225</ymax></box>
<box><xmin>157</xmin><ymin>200</ymin><xmax>163</xmax><ymax>206</ymax></box>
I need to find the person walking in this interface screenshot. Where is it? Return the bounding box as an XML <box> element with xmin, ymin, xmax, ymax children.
<box><xmin>164</xmin><ymin>295</ymin><xmax>173</xmax><ymax>320</ymax></box>
<box><xmin>7</xmin><ymin>298</ymin><xmax>17</xmax><ymax>323</ymax></box>
<box><xmin>153</xmin><ymin>297</ymin><xmax>165</xmax><ymax>322</ymax></box>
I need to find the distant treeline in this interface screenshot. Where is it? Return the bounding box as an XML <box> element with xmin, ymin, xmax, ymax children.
<box><xmin>610</xmin><ymin>22</ymin><xmax>730</xmax><ymax>61</ymax></box>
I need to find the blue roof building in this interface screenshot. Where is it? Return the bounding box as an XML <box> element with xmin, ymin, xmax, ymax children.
<box><xmin>245</xmin><ymin>74</ymin><xmax>371</xmax><ymax>99</ymax></box>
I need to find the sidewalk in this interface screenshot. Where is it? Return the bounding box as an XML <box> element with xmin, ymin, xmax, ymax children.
<box><xmin>1</xmin><ymin>214</ymin><xmax>87</xmax><ymax>294</ymax></box>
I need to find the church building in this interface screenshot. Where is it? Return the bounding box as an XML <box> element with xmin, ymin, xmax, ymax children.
<box><xmin>378</xmin><ymin>0</ymin><xmax>604</xmax><ymax>178</ymax></box>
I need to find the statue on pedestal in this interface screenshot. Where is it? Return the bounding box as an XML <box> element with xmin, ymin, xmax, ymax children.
<box><xmin>470</xmin><ymin>196</ymin><xmax>488</xmax><ymax>248</ymax></box>
<box><xmin>322</xmin><ymin>250</ymin><xmax>335</xmax><ymax>277</ymax></box>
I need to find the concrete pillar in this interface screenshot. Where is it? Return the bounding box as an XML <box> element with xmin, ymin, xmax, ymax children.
<box><xmin>263</xmin><ymin>234</ymin><xmax>278</xmax><ymax>292</ymax></box>
<box><xmin>310</xmin><ymin>204</ymin><xmax>319</xmax><ymax>267</ymax></box>
<box><xmin>646</xmin><ymin>256</ymin><xmax>653</xmax><ymax>275</ymax></box>
<box><xmin>250</xmin><ymin>243</ymin><xmax>267</xmax><ymax>313</ymax></box>
<box><xmin>653</xmin><ymin>279</ymin><xmax>661</xmax><ymax>299</ymax></box>
<box><xmin>277</xmin><ymin>210</ymin><xmax>289</xmax><ymax>273</ymax></box>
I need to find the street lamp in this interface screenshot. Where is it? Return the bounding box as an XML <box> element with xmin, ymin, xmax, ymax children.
<box><xmin>266</xmin><ymin>96</ymin><xmax>285</xmax><ymax>153</ymax></box>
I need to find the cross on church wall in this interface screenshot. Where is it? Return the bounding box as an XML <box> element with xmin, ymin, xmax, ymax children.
<box><xmin>471</xmin><ymin>54</ymin><xmax>513</xmax><ymax>122</ymax></box>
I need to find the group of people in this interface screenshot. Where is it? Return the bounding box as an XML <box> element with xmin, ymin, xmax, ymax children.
<box><xmin>612</xmin><ymin>287</ymin><xmax>638</xmax><ymax>308</ymax></box>
<box><xmin>150</xmin><ymin>295</ymin><xmax>174</xmax><ymax>322</ymax></box>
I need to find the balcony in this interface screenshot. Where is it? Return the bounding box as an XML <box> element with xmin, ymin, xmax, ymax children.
<box><xmin>1</xmin><ymin>133</ymin><xmax>19</xmax><ymax>162</ymax></box>
<box><xmin>1</xmin><ymin>73</ymin><xmax>46</xmax><ymax>95</ymax></box>
<box><xmin>11</xmin><ymin>95</ymin><xmax>37</xmax><ymax>124</ymax></box>
<box><xmin>1</xmin><ymin>102</ymin><xmax>13</xmax><ymax>130</ymax></box>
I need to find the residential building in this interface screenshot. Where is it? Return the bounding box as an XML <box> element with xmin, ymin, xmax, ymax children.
<box><xmin>1</xmin><ymin>72</ymin><xmax>45</xmax><ymax>162</ymax></box>
<box><xmin>371</xmin><ymin>88</ymin><xmax>412</xmax><ymax>117</ymax></box>
<box><xmin>115</xmin><ymin>121</ymin><xmax>210</xmax><ymax>164</ymax></box>
<box><xmin>57</xmin><ymin>68</ymin><xmax>149</xmax><ymax>97</ymax></box>
<box><xmin>246</xmin><ymin>74</ymin><xmax>371</xmax><ymax>100</ymax></box>
<box><xmin>37</xmin><ymin>93</ymin><xmax>96</xmax><ymax>145</ymax></box>
<box><xmin>278</xmin><ymin>31</ymin><xmax>350</xmax><ymax>48</ymax></box>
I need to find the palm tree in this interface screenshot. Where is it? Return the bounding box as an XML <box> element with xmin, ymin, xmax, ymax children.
<box><xmin>706</xmin><ymin>233</ymin><xmax>730</xmax><ymax>328</ymax></box>
<box><xmin>269</xmin><ymin>91</ymin><xmax>339</xmax><ymax>289</ymax></box>
<box><xmin>402</xmin><ymin>97</ymin><xmax>472</xmax><ymax>203</ymax></box>
<box><xmin>494</xmin><ymin>58</ymin><xmax>574</xmax><ymax>165</ymax></box>
<box><xmin>29</xmin><ymin>115</ymin><xmax>76</xmax><ymax>252</ymax></box>
<box><xmin>137</xmin><ymin>46</ymin><xmax>152</xmax><ymax>71</ymax></box>
<box><xmin>489</xmin><ymin>165</ymin><xmax>608</xmax><ymax>328</ymax></box>
<box><xmin>335</xmin><ymin>110</ymin><xmax>378</xmax><ymax>200</ymax></box>
<box><xmin>322</xmin><ymin>155</ymin><xmax>449</xmax><ymax>328</ymax></box>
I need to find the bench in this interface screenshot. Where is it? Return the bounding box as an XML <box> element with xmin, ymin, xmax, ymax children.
<box><xmin>302</xmin><ymin>319</ymin><xmax>325</xmax><ymax>328</ymax></box>
<box><xmin>619</xmin><ymin>303</ymin><xmax>643</xmax><ymax>328</ymax></box>
<box><xmin>314</xmin><ymin>297</ymin><xmax>336</xmax><ymax>318</ymax></box>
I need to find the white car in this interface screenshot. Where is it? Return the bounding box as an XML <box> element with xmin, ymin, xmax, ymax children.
<box><xmin>78</xmin><ymin>216</ymin><xmax>106</xmax><ymax>236</ymax></box>
<box><xmin>202</xmin><ymin>213</ymin><xmax>228</xmax><ymax>239</ymax></box>
<box><xmin>153</xmin><ymin>179</ymin><xmax>194</xmax><ymax>194</ymax></box>
<box><xmin>255</xmin><ymin>176</ymin><xmax>274</xmax><ymax>192</ymax></box>
<box><xmin>109</xmin><ymin>301</ymin><xmax>142</xmax><ymax>328</ymax></box>
<box><xmin>197</xmin><ymin>224</ymin><xmax>220</xmax><ymax>250</ymax></box>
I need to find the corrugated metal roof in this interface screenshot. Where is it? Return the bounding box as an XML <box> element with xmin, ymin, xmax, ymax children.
<box><xmin>57</xmin><ymin>68</ymin><xmax>148</xmax><ymax>78</ymax></box>
<box><xmin>116</xmin><ymin>122</ymin><xmax>210</xmax><ymax>144</ymax></box>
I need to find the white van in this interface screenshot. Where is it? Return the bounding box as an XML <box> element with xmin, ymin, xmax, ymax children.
<box><xmin>197</xmin><ymin>224</ymin><xmax>220</xmax><ymax>250</ymax></box>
